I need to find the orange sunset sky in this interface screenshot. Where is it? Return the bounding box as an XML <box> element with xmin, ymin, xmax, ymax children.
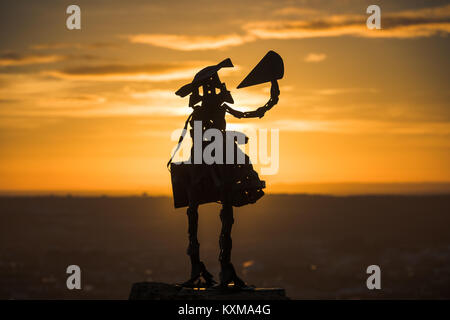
<box><xmin>0</xmin><ymin>0</ymin><xmax>449</xmax><ymax>195</ymax></box>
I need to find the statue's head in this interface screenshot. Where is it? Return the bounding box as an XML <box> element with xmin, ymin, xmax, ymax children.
<box><xmin>175</xmin><ymin>59</ymin><xmax>234</xmax><ymax>107</ymax></box>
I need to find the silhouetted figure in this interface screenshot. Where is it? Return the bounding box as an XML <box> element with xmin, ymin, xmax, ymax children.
<box><xmin>168</xmin><ymin>51</ymin><xmax>283</xmax><ymax>288</ymax></box>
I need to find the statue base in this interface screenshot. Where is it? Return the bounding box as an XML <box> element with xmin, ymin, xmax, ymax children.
<box><xmin>129</xmin><ymin>282</ymin><xmax>289</xmax><ymax>300</ymax></box>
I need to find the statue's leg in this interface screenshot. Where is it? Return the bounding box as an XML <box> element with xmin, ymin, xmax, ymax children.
<box><xmin>187</xmin><ymin>205</ymin><xmax>200</xmax><ymax>270</ymax></box>
<box><xmin>219</xmin><ymin>204</ymin><xmax>246</xmax><ymax>288</ymax></box>
<box><xmin>183</xmin><ymin>204</ymin><xmax>216</xmax><ymax>287</ymax></box>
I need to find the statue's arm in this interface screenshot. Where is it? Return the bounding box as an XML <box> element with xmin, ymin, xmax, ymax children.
<box><xmin>224</xmin><ymin>80</ymin><xmax>280</xmax><ymax>119</ymax></box>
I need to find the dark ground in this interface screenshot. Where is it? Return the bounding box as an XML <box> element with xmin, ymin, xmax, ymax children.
<box><xmin>0</xmin><ymin>194</ymin><xmax>449</xmax><ymax>299</ymax></box>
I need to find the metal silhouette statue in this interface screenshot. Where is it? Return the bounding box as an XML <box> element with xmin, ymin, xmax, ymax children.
<box><xmin>168</xmin><ymin>51</ymin><xmax>283</xmax><ymax>289</ymax></box>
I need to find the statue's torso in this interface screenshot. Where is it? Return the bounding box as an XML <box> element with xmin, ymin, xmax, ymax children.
<box><xmin>190</xmin><ymin>100</ymin><xmax>226</xmax><ymax>133</ymax></box>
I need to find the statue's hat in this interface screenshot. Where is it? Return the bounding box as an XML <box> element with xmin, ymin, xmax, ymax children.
<box><xmin>175</xmin><ymin>58</ymin><xmax>234</xmax><ymax>97</ymax></box>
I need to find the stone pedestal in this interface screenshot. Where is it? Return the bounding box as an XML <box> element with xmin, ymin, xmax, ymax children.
<box><xmin>129</xmin><ymin>282</ymin><xmax>289</xmax><ymax>300</ymax></box>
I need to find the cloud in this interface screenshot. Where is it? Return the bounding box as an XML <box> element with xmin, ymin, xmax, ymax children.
<box><xmin>0</xmin><ymin>52</ymin><xmax>65</xmax><ymax>66</ymax></box>
<box><xmin>0</xmin><ymin>73</ymin><xmax>190</xmax><ymax>119</ymax></box>
<box><xmin>0</xmin><ymin>51</ymin><xmax>99</xmax><ymax>67</ymax></box>
<box><xmin>244</xmin><ymin>20</ymin><xmax>449</xmax><ymax>40</ymax></box>
<box><xmin>273</xmin><ymin>119</ymin><xmax>450</xmax><ymax>135</ymax></box>
<box><xmin>244</xmin><ymin>5</ymin><xmax>450</xmax><ymax>40</ymax></box>
<box><xmin>304</xmin><ymin>53</ymin><xmax>327</xmax><ymax>62</ymax></box>
<box><xmin>11</xmin><ymin>102</ymin><xmax>187</xmax><ymax>119</ymax></box>
<box><xmin>127</xmin><ymin>34</ymin><xmax>254</xmax><ymax>51</ymax></box>
<box><xmin>30</xmin><ymin>42</ymin><xmax>118</xmax><ymax>50</ymax></box>
<box><xmin>43</xmin><ymin>61</ymin><xmax>209</xmax><ymax>82</ymax></box>
<box><xmin>126</xmin><ymin>5</ymin><xmax>450</xmax><ymax>51</ymax></box>
<box><xmin>0</xmin><ymin>73</ymin><xmax>73</xmax><ymax>95</ymax></box>
<box><xmin>59</xmin><ymin>63</ymin><xmax>194</xmax><ymax>75</ymax></box>
<box><xmin>273</xmin><ymin>7</ymin><xmax>320</xmax><ymax>17</ymax></box>
<box><xmin>313</xmin><ymin>88</ymin><xmax>378</xmax><ymax>95</ymax></box>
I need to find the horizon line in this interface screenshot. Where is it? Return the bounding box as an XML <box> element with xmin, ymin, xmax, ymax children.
<box><xmin>1</xmin><ymin>181</ymin><xmax>450</xmax><ymax>197</ymax></box>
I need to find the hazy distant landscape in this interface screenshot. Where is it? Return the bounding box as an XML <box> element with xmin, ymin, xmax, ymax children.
<box><xmin>1</xmin><ymin>194</ymin><xmax>450</xmax><ymax>299</ymax></box>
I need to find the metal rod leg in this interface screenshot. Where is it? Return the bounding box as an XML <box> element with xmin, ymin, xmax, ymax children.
<box><xmin>187</xmin><ymin>205</ymin><xmax>200</xmax><ymax>265</ymax></box>
<box><xmin>219</xmin><ymin>204</ymin><xmax>234</xmax><ymax>265</ymax></box>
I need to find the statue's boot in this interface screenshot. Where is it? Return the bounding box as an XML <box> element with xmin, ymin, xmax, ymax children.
<box><xmin>182</xmin><ymin>260</ymin><xmax>216</xmax><ymax>288</ymax></box>
<box><xmin>219</xmin><ymin>262</ymin><xmax>246</xmax><ymax>288</ymax></box>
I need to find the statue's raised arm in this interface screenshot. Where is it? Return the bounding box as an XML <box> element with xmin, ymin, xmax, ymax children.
<box><xmin>224</xmin><ymin>50</ymin><xmax>283</xmax><ymax>119</ymax></box>
<box><xmin>224</xmin><ymin>80</ymin><xmax>280</xmax><ymax>119</ymax></box>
